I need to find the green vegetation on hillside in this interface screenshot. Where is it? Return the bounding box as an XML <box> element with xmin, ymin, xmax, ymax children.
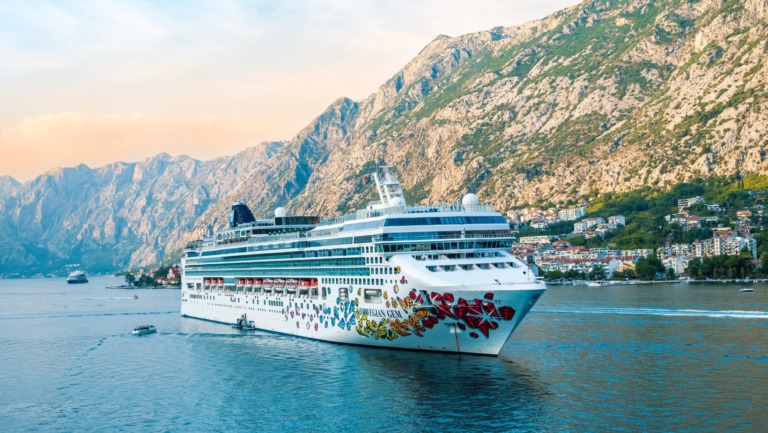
<box><xmin>522</xmin><ymin>175</ymin><xmax>768</xmax><ymax>254</ymax></box>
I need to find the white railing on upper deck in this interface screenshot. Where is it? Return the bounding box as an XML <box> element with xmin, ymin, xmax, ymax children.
<box><xmin>328</xmin><ymin>202</ymin><xmax>494</xmax><ymax>226</ymax></box>
<box><xmin>186</xmin><ymin>202</ymin><xmax>498</xmax><ymax>250</ymax></box>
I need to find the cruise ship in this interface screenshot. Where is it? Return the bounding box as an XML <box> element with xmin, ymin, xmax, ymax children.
<box><xmin>180</xmin><ymin>167</ymin><xmax>544</xmax><ymax>355</ymax></box>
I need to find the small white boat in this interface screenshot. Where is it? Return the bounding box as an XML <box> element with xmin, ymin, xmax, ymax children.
<box><xmin>739</xmin><ymin>288</ymin><xmax>754</xmax><ymax>293</ymax></box>
<box><xmin>131</xmin><ymin>325</ymin><xmax>156</xmax><ymax>335</ymax></box>
<box><xmin>66</xmin><ymin>270</ymin><xmax>89</xmax><ymax>284</ymax></box>
<box><xmin>232</xmin><ymin>314</ymin><xmax>256</xmax><ymax>330</ymax></box>
<box><xmin>587</xmin><ymin>282</ymin><xmax>602</xmax><ymax>287</ymax></box>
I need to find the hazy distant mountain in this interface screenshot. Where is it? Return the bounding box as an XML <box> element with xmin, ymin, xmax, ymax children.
<box><xmin>3</xmin><ymin>0</ymin><xmax>768</xmax><ymax>276</ymax></box>
<box><xmin>0</xmin><ymin>145</ymin><xmax>283</xmax><ymax>276</ymax></box>
<box><xmin>0</xmin><ymin>176</ymin><xmax>19</xmax><ymax>199</ymax></box>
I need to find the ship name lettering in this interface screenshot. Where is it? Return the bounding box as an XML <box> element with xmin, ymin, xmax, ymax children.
<box><xmin>358</xmin><ymin>308</ymin><xmax>401</xmax><ymax>319</ymax></box>
<box><xmin>386</xmin><ymin>310</ymin><xmax>402</xmax><ymax>319</ymax></box>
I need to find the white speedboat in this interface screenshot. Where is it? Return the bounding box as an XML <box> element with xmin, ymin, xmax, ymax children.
<box><xmin>131</xmin><ymin>325</ymin><xmax>156</xmax><ymax>335</ymax></box>
<box><xmin>66</xmin><ymin>270</ymin><xmax>89</xmax><ymax>284</ymax></box>
<box><xmin>739</xmin><ymin>288</ymin><xmax>754</xmax><ymax>293</ymax></box>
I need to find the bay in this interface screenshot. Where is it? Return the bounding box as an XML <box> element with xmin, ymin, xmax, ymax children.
<box><xmin>0</xmin><ymin>277</ymin><xmax>765</xmax><ymax>432</ymax></box>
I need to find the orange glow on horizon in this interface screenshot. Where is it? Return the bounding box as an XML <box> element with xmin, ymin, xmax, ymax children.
<box><xmin>0</xmin><ymin>113</ymin><xmax>273</xmax><ymax>181</ymax></box>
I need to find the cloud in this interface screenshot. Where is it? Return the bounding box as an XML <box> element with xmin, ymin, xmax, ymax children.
<box><xmin>0</xmin><ymin>112</ymin><xmax>260</xmax><ymax>181</ymax></box>
<box><xmin>0</xmin><ymin>0</ymin><xmax>579</xmax><ymax>182</ymax></box>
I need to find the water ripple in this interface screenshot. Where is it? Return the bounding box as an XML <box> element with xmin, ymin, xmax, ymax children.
<box><xmin>533</xmin><ymin>307</ymin><xmax>768</xmax><ymax>319</ymax></box>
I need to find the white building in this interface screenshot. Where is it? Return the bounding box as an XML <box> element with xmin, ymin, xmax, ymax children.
<box><xmin>662</xmin><ymin>256</ymin><xmax>693</xmax><ymax>275</ymax></box>
<box><xmin>558</xmin><ymin>206</ymin><xmax>586</xmax><ymax>222</ymax></box>
<box><xmin>518</xmin><ymin>236</ymin><xmax>551</xmax><ymax>245</ymax></box>
<box><xmin>607</xmin><ymin>215</ymin><xmax>626</xmax><ymax>227</ymax></box>
<box><xmin>678</xmin><ymin>196</ymin><xmax>704</xmax><ymax>210</ymax></box>
<box><xmin>573</xmin><ymin>217</ymin><xmax>606</xmax><ymax>233</ymax></box>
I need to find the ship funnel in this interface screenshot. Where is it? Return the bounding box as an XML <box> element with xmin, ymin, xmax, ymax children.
<box><xmin>229</xmin><ymin>201</ymin><xmax>256</xmax><ymax>228</ymax></box>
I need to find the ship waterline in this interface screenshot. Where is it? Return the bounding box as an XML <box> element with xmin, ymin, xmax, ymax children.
<box><xmin>181</xmin><ymin>166</ymin><xmax>544</xmax><ymax>355</ymax></box>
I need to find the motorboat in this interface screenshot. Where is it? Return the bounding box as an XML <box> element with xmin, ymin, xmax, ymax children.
<box><xmin>739</xmin><ymin>287</ymin><xmax>754</xmax><ymax>293</ymax></box>
<box><xmin>66</xmin><ymin>270</ymin><xmax>89</xmax><ymax>284</ymax></box>
<box><xmin>232</xmin><ymin>314</ymin><xmax>256</xmax><ymax>330</ymax></box>
<box><xmin>131</xmin><ymin>325</ymin><xmax>156</xmax><ymax>335</ymax></box>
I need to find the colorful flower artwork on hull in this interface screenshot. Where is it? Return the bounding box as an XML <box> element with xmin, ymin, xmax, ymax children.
<box><xmin>284</xmin><ymin>286</ymin><xmax>517</xmax><ymax>342</ymax></box>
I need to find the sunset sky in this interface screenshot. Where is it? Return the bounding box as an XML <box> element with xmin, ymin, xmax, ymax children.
<box><xmin>0</xmin><ymin>0</ymin><xmax>576</xmax><ymax>182</ymax></box>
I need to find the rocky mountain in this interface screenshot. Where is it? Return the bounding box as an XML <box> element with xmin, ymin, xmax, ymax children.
<box><xmin>0</xmin><ymin>145</ymin><xmax>283</xmax><ymax>276</ymax></box>
<box><xmin>196</xmin><ymin>0</ymin><xmax>768</xmax><ymax>217</ymax></box>
<box><xmin>3</xmin><ymin>0</ymin><xmax>768</xmax><ymax>276</ymax></box>
<box><xmin>0</xmin><ymin>176</ymin><xmax>19</xmax><ymax>198</ymax></box>
<box><xmin>280</xmin><ymin>0</ymin><xmax>768</xmax><ymax>215</ymax></box>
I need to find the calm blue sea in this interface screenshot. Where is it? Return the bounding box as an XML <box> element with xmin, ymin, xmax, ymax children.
<box><xmin>1</xmin><ymin>276</ymin><xmax>766</xmax><ymax>432</ymax></box>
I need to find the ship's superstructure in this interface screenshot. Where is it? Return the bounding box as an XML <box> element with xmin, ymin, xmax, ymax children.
<box><xmin>180</xmin><ymin>166</ymin><xmax>544</xmax><ymax>355</ymax></box>
<box><xmin>67</xmin><ymin>270</ymin><xmax>88</xmax><ymax>284</ymax></box>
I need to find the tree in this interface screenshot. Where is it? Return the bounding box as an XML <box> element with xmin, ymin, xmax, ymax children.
<box><xmin>665</xmin><ymin>267</ymin><xmax>676</xmax><ymax>280</ymax></box>
<box><xmin>686</xmin><ymin>258</ymin><xmax>702</xmax><ymax>279</ymax></box>
<box><xmin>686</xmin><ymin>255</ymin><xmax>755</xmax><ymax>280</ymax></box>
<box><xmin>125</xmin><ymin>273</ymin><xmax>136</xmax><ymax>286</ymax></box>
<box><xmin>589</xmin><ymin>265</ymin><xmax>606</xmax><ymax>281</ymax></box>
<box><xmin>137</xmin><ymin>274</ymin><xmax>157</xmax><ymax>287</ymax></box>
<box><xmin>612</xmin><ymin>269</ymin><xmax>636</xmax><ymax>280</ymax></box>
<box><xmin>153</xmin><ymin>266</ymin><xmax>170</xmax><ymax>279</ymax></box>
<box><xmin>544</xmin><ymin>270</ymin><xmax>564</xmax><ymax>281</ymax></box>
<box><xmin>635</xmin><ymin>255</ymin><xmax>665</xmax><ymax>280</ymax></box>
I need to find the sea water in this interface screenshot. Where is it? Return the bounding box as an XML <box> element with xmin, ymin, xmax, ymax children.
<box><xmin>1</xmin><ymin>276</ymin><xmax>766</xmax><ymax>432</ymax></box>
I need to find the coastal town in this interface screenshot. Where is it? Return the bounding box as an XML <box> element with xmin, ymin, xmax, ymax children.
<box><xmin>507</xmin><ymin>191</ymin><xmax>764</xmax><ymax>282</ymax></box>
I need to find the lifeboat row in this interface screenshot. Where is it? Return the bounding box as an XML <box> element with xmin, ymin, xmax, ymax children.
<box><xmin>202</xmin><ymin>277</ymin><xmax>318</xmax><ymax>291</ymax></box>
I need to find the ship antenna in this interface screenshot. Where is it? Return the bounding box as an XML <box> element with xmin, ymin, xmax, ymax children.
<box><xmin>369</xmin><ymin>165</ymin><xmax>407</xmax><ymax>210</ymax></box>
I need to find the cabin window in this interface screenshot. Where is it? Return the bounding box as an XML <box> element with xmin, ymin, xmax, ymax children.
<box><xmin>310</xmin><ymin>287</ymin><xmax>319</xmax><ymax>299</ymax></box>
<box><xmin>339</xmin><ymin>287</ymin><xmax>349</xmax><ymax>302</ymax></box>
<box><xmin>364</xmin><ymin>288</ymin><xmax>382</xmax><ymax>303</ymax></box>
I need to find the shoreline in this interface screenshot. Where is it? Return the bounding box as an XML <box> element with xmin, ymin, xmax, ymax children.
<box><xmin>546</xmin><ymin>279</ymin><xmax>767</xmax><ymax>286</ymax></box>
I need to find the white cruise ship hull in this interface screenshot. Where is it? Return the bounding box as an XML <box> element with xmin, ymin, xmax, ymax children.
<box><xmin>181</xmin><ymin>166</ymin><xmax>546</xmax><ymax>356</ymax></box>
<box><xmin>181</xmin><ymin>281</ymin><xmax>544</xmax><ymax>356</ymax></box>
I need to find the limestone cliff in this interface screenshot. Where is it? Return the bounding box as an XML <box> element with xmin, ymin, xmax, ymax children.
<box><xmin>284</xmin><ymin>0</ymin><xmax>768</xmax><ymax>215</ymax></box>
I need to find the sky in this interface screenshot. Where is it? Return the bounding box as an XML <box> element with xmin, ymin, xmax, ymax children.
<box><xmin>0</xmin><ymin>0</ymin><xmax>577</xmax><ymax>182</ymax></box>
